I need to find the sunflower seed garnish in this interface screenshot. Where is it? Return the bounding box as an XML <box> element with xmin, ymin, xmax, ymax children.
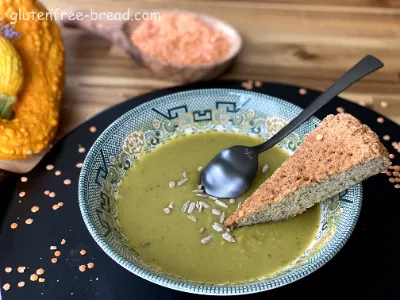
<box><xmin>199</xmin><ymin>205</ymin><xmax>203</xmax><ymax>213</ymax></box>
<box><xmin>212</xmin><ymin>209</ymin><xmax>222</xmax><ymax>216</ymax></box>
<box><xmin>187</xmin><ymin>202</ymin><xmax>196</xmax><ymax>214</ymax></box>
<box><xmin>169</xmin><ymin>181</ymin><xmax>175</xmax><ymax>188</ymax></box>
<box><xmin>168</xmin><ymin>202</ymin><xmax>174</xmax><ymax>209</ymax></box>
<box><xmin>229</xmin><ymin>198</ymin><xmax>235</xmax><ymax>204</ymax></box>
<box><xmin>199</xmin><ymin>201</ymin><xmax>210</xmax><ymax>208</ymax></box>
<box><xmin>262</xmin><ymin>164</ymin><xmax>270</xmax><ymax>173</ymax></box>
<box><xmin>237</xmin><ymin>201</ymin><xmax>242</xmax><ymax>209</ymax></box>
<box><xmin>181</xmin><ymin>201</ymin><xmax>190</xmax><ymax>213</ymax></box>
<box><xmin>199</xmin><ymin>226</ymin><xmax>206</xmax><ymax>233</ymax></box>
<box><xmin>183</xmin><ymin>171</ymin><xmax>189</xmax><ymax>178</ymax></box>
<box><xmin>195</xmin><ymin>202</ymin><xmax>199</xmax><ymax>209</ymax></box>
<box><xmin>198</xmin><ymin>166</ymin><xmax>203</xmax><ymax>172</ymax></box>
<box><xmin>196</xmin><ymin>193</ymin><xmax>208</xmax><ymax>198</ymax></box>
<box><xmin>163</xmin><ymin>207</ymin><xmax>171</xmax><ymax>214</ymax></box>
<box><xmin>220</xmin><ymin>212</ymin><xmax>225</xmax><ymax>223</ymax></box>
<box><xmin>212</xmin><ymin>222</ymin><xmax>225</xmax><ymax>233</ymax></box>
<box><xmin>201</xmin><ymin>236</ymin><xmax>212</xmax><ymax>245</ymax></box>
<box><xmin>222</xmin><ymin>232</ymin><xmax>235</xmax><ymax>243</ymax></box>
<box><xmin>198</xmin><ymin>184</ymin><xmax>203</xmax><ymax>190</ymax></box>
<box><xmin>215</xmin><ymin>200</ymin><xmax>228</xmax><ymax>208</ymax></box>
<box><xmin>226</xmin><ymin>228</ymin><xmax>231</xmax><ymax>233</ymax></box>
<box><xmin>209</xmin><ymin>196</ymin><xmax>218</xmax><ymax>201</ymax></box>
<box><xmin>192</xmin><ymin>189</ymin><xmax>204</xmax><ymax>193</ymax></box>
<box><xmin>177</xmin><ymin>178</ymin><xmax>188</xmax><ymax>186</ymax></box>
<box><xmin>187</xmin><ymin>214</ymin><xmax>197</xmax><ymax>222</ymax></box>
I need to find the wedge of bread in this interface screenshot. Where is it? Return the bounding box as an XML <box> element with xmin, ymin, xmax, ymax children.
<box><xmin>224</xmin><ymin>113</ymin><xmax>391</xmax><ymax>228</ymax></box>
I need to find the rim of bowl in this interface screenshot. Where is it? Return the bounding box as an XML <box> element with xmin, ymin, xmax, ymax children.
<box><xmin>125</xmin><ymin>9</ymin><xmax>243</xmax><ymax>68</ymax></box>
<box><xmin>78</xmin><ymin>88</ymin><xmax>363</xmax><ymax>295</ymax></box>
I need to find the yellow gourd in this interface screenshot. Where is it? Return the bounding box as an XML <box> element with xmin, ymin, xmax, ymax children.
<box><xmin>0</xmin><ymin>0</ymin><xmax>65</xmax><ymax>160</ymax></box>
<box><xmin>0</xmin><ymin>35</ymin><xmax>24</xmax><ymax>119</ymax></box>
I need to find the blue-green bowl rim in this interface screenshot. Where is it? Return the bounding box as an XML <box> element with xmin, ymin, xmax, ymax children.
<box><xmin>78</xmin><ymin>88</ymin><xmax>362</xmax><ymax>295</ymax></box>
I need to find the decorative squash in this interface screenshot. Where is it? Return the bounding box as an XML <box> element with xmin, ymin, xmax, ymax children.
<box><xmin>0</xmin><ymin>34</ymin><xmax>24</xmax><ymax>119</ymax></box>
<box><xmin>0</xmin><ymin>0</ymin><xmax>65</xmax><ymax>160</ymax></box>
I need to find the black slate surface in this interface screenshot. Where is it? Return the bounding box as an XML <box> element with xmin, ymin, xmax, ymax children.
<box><xmin>0</xmin><ymin>80</ymin><xmax>399</xmax><ymax>300</ymax></box>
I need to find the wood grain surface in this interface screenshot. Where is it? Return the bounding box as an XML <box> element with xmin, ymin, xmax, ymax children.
<box><xmin>1</xmin><ymin>0</ymin><xmax>400</xmax><ymax>173</ymax></box>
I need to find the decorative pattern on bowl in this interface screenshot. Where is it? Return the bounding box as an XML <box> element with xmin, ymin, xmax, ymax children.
<box><xmin>79</xmin><ymin>89</ymin><xmax>362</xmax><ymax>295</ymax></box>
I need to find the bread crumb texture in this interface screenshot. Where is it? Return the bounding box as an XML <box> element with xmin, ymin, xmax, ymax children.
<box><xmin>225</xmin><ymin>113</ymin><xmax>391</xmax><ymax>227</ymax></box>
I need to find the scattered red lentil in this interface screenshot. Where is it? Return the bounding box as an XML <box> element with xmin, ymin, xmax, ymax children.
<box><xmin>38</xmin><ymin>278</ymin><xmax>45</xmax><ymax>283</ymax></box>
<box><xmin>79</xmin><ymin>265</ymin><xmax>86</xmax><ymax>272</ymax></box>
<box><xmin>377</xmin><ymin>117</ymin><xmax>384</xmax><ymax>123</ymax></box>
<box><xmin>255</xmin><ymin>81</ymin><xmax>262</xmax><ymax>88</ymax></box>
<box><xmin>61</xmin><ymin>239</ymin><xmax>66</xmax><ymax>245</ymax></box>
<box><xmin>89</xmin><ymin>126</ymin><xmax>97</xmax><ymax>133</ymax></box>
<box><xmin>3</xmin><ymin>283</ymin><xmax>10</xmax><ymax>291</ymax></box>
<box><xmin>336</xmin><ymin>107</ymin><xmax>345</xmax><ymax>113</ymax></box>
<box><xmin>46</xmin><ymin>164</ymin><xmax>54</xmax><ymax>171</ymax></box>
<box><xmin>44</xmin><ymin>190</ymin><xmax>50</xmax><ymax>195</ymax></box>
<box><xmin>393</xmin><ymin>165</ymin><xmax>400</xmax><ymax>171</ymax></box>
<box><xmin>78</xmin><ymin>147</ymin><xmax>86</xmax><ymax>153</ymax></box>
<box><xmin>386</xmin><ymin>171</ymin><xmax>392</xmax><ymax>176</ymax></box>
<box><xmin>131</xmin><ymin>13</ymin><xmax>231</xmax><ymax>65</ymax></box>
<box><xmin>396</xmin><ymin>178</ymin><xmax>400</xmax><ymax>182</ymax></box>
<box><xmin>17</xmin><ymin>281</ymin><xmax>25</xmax><ymax>288</ymax></box>
<box><xmin>25</xmin><ymin>218</ymin><xmax>33</xmax><ymax>225</ymax></box>
<box><xmin>393</xmin><ymin>171</ymin><xmax>400</xmax><ymax>177</ymax></box>
<box><xmin>30</xmin><ymin>274</ymin><xmax>38</xmax><ymax>281</ymax></box>
<box><xmin>19</xmin><ymin>191</ymin><xmax>26</xmax><ymax>198</ymax></box>
<box><xmin>80</xmin><ymin>249</ymin><xmax>86</xmax><ymax>256</ymax></box>
<box><xmin>31</xmin><ymin>206</ymin><xmax>40</xmax><ymax>213</ymax></box>
<box><xmin>58</xmin><ymin>202</ymin><xmax>64</xmax><ymax>207</ymax></box>
<box><xmin>49</xmin><ymin>192</ymin><xmax>56</xmax><ymax>198</ymax></box>
<box><xmin>20</xmin><ymin>177</ymin><xmax>28</xmax><ymax>182</ymax></box>
<box><xmin>380</xmin><ymin>101</ymin><xmax>388</xmax><ymax>108</ymax></box>
<box><xmin>383</xmin><ymin>135</ymin><xmax>390</xmax><ymax>141</ymax></box>
<box><xmin>87</xmin><ymin>262</ymin><xmax>95</xmax><ymax>269</ymax></box>
<box><xmin>64</xmin><ymin>179</ymin><xmax>71</xmax><ymax>185</ymax></box>
<box><xmin>55</xmin><ymin>170</ymin><xmax>61</xmax><ymax>176</ymax></box>
<box><xmin>55</xmin><ymin>251</ymin><xmax>61</xmax><ymax>257</ymax></box>
<box><xmin>76</xmin><ymin>163</ymin><xmax>83</xmax><ymax>168</ymax></box>
<box><xmin>395</xmin><ymin>184</ymin><xmax>400</xmax><ymax>189</ymax></box>
<box><xmin>36</xmin><ymin>268</ymin><xmax>45</xmax><ymax>275</ymax></box>
<box><xmin>299</xmin><ymin>88</ymin><xmax>307</xmax><ymax>95</ymax></box>
<box><xmin>10</xmin><ymin>222</ymin><xmax>18</xmax><ymax>229</ymax></box>
<box><xmin>17</xmin><ymin>266</ymin><xmax>26</xmax><ymax>273</ymax></box>
<box><xmin>241</xmin><ymin>80</ymin><xmax>253</xmax><ymax>90</ymax></box>
<box><xmin>51</xmin><ymin>258</ymin><xmax>58</xmax><ymax>263</ymax></box>
<box><xmin>5</xmin><ymin>267</ymin><xmax>12</xmax><ymax>273</ymax></box>
<box><xmin>52</xmin><ymin>204</ymin><xmax>59</xmax><ymax>210</ymax></box>
<box><xmin>389</xmin><ymin>154</ymin><xmax>395</xmax><ymax>159</ymax></box>
<box><xmin>389</xmin><ymin>178</ymin><xmax>396</xmax><ymax>183</ymax></box>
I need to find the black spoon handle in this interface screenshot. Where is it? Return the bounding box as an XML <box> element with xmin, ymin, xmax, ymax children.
<box><xmin>254</xmin><ymin>55</ymin><xmax>384</xmax><ymax>154</ymax></box>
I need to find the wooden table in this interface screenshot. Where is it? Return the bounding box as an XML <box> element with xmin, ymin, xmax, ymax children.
<box><xmin>39</xmin><ymin>0</ymin><xmax>400</xmax><ymax>131</ymax></box>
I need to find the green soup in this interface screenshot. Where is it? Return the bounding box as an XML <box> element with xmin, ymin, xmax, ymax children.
<box><xmin>118</xmin><ymin>132</ymin><xmax>320</xmax><ymax>284</ymax></box>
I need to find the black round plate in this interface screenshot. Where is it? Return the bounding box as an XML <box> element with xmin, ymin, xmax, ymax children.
<box><xmin>0</xmin><ymin>80</ymin><xmax>399</xmax><ymax>299</ymax></box>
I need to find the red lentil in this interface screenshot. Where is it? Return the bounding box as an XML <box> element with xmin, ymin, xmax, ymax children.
<box><xmin>5</xmin><ymin>267</ymin><xmax>12</xmax><ymax>273</ymax></box>
<box><xmin>131</xmin><ymin>13</ymin><xmax>230</xmax><ymax>65</ymax></box>
<box><xmin>10</xmin><ymin>222</ymin><xmax>18</xmax><ymax>229</ymax></box>
<box><xmin>79</xmin><ymin>265</ymin><xmax>86</xmax><ymax>272</ymax></box>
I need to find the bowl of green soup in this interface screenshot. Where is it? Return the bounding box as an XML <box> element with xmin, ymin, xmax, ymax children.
<box><xmin>78</xmin><ymin>89</ymin><xmax>362</xmax><ymax>295</ymax></box>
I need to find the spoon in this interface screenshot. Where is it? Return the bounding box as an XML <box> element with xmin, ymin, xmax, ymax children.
<box><xmin>200</xmin><ymin>55</ymin><xmax>384</xmax><ymax>198</ymax></box>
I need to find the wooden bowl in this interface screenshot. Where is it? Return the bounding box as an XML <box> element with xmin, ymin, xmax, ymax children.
<box><xmin>61</xmin><ymin>9</ymin><xmax>242</xmax><ymax>83</ymax></box>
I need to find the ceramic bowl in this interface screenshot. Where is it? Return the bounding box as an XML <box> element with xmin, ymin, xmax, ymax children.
<box><xmin>78</xmin><ymin>89</ymin><xmax>362</xmax><ymax>295</ymax></box>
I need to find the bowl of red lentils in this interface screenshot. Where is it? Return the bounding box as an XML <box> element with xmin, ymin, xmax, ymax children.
<box><xmin>123</xmin><ymin>10</ymin><xmax>242</xmax><ymax>83</ymax></box>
